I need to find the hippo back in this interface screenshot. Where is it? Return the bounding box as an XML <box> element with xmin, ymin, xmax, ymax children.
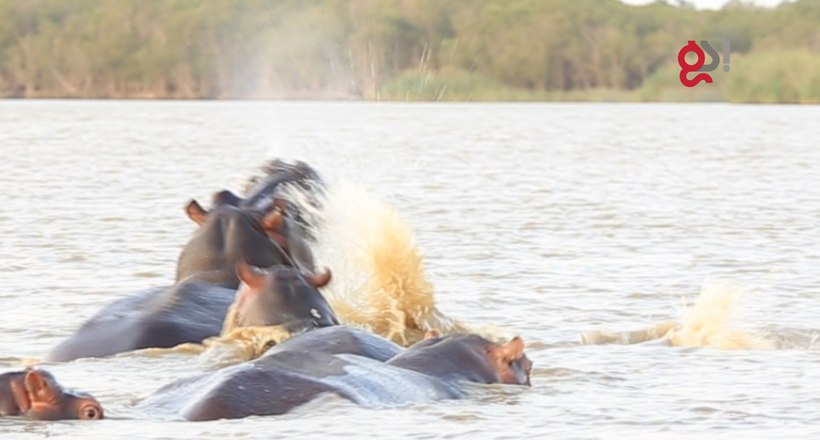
<box><xmin>46</xmin><ymin>282</ymin><xmax>234</xmax><ymax>362</ymax></box>
<box><xmin>262</xmin><ymin>326</ymin><xmax>403</xmax><ymax>361</ymax></box>
<box><xmin>140</xmin><ymin>349</ymin><xmax>460</xmax><ymax>421</ymax></box>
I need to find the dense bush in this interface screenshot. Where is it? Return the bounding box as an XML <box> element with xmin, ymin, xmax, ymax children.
<box><xmin>0</xmin><ymin>0</ymin><xmax>817</xmax><ymax>102</ymax></box>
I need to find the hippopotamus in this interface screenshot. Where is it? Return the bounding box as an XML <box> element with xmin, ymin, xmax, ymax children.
<box><xmin>191</xmin><ymin>188</ymin><xmax>317</xmax><ymax>275</ymax></box>
<box><xmin>229</xmin><ymin>261</ymin><xmax>338</xmax><ymax>331</ymax></box>
<box><xmin>240</xmin><ymin>160</ymin><xmax>325</xmax><ymax>246</ymax></box>
<box><xmin>261</xmin><ymin>326</ymin><xmax>403</xmax><ymax>362</ymax></box>
<box><xmin>138</xmin><ymin>331</ymin><xmax>532</xmax><ymax>421</ymax></box>
<box><xmin>177</xmin><ymin>196</ymin><xmax>293</xmax><ymax>287</ymax></box>
<box><xmin>0</xmin><ymin>369</ymin><xmax>103</xmax><ymax>420</ymax></box>
<box><xmin>46</xmin><ymin>263</ymin><xmax>337</xmax><ymax>362</ymax></box>
<box><xmin>387</xmin><ymin>334</ymin><xmax>533</xmax><ymax>386</ymax></box>
<box><xmin>240</xmin><ymin>159</ymin><xmax>324</xmax><ymax>213</ymax></box>
<box><xmin>45</xmin><ymin>281</ymin><xmax>234</xmax><ymax>362</ymax></box>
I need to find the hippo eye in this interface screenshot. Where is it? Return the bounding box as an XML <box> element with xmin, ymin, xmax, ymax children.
<box><xmin>310</xmin><ymin>308</ymin><xmax>322</xmax><ymax>319</ymax></box>
<box><xmin>80</xmin><ymin>405</ymin><xmax>102</xmax><ymax>420</ymax></box>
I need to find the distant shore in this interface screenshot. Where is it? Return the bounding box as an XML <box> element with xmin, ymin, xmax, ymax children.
<box><xmin>1</xmin><ymin>1</ymin><xmax>817</xmax><ymax>104</ymax></box>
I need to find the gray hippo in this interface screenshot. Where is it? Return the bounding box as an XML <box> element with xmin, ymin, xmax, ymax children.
<box><xmin>46</xmin><ymin>261</ymin><xmax>337</xmax><ymax>362</ymax></box>
<box><xmin>138</xmin><ymin>330</ymin><xmax>532</xmax><ymax>421</ymax></box>
<box><xmin>177</xmin><ymin>195</ymin><xmax>293</xmax><ymax>287</ymax></box>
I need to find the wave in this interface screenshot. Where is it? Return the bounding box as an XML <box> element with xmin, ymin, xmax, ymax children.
<box><xmin>581</xmin><ymin>280</ymin><xmax>775</xmax><ymax>350</ymax></box>
<box><xmin>305</xmin><ymin>183</ymin><xmax>480</xmax><ymax>345</ymax></box>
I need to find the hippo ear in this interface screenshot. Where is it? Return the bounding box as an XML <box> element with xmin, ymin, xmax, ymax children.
<box><xmin>185</xmin><ymin>200</ymin><xmax>209</xmax><ymax>225</ymax></box>
<box><xmin>261</xmin><ymin>209</ymin><xmax>284</xmax><ymax>233</ymax></box>
<box><xmin>424</xmin><ymin>330</ymin><xmax>440</xmax><ymax>340</ymax></box>
<box><xmin>9</xmin><ymin>377</ymin><xmax>32</xmax><ymax>413</ymax></box>
<box><xmin>272</xmin><ymin>198</ymin><xmax>289</xmax><ymax>212</ymax></box>
<box><xmin>236</xmin><ymin>261</ymin><xmax>267</xmax><ymax>289</ymax></box>
<box><xmin>305</xmin><ymin>268</ymin><xmax>332</xmax><ymax>288</ymax></box>
<box><xmin>212</xmin><ymin>190</ymin><xmax>242</xmax><ymax>207</ymax></box>
<box><xmin>23</xmin><ymin>370</ymin><xmax>61</xmax><ymax>406</ymax></box>
<box><xmin>499</xmin><ymin>337</ymin><xmax>525</xmax><ymax>362</ymax></box>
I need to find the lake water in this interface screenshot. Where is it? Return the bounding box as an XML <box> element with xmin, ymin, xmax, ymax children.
<box><xmin>0</xmin><ymin>101</ymin><xmax>818</xmax><ymax>439</ymax></box>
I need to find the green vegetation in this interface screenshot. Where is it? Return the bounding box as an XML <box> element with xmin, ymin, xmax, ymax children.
<box><xmin>0</xmin><ymin>0</ymin><xmax>818</xmax><ymax>102</ymax></box>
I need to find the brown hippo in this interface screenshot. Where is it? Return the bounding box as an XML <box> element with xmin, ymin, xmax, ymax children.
<box><xmin>46</xmin><ymin>262</ymin><xmax>337</xmax><ymax>362</ymax></box>
<box><xmin>189</xmin><ymin>190</ymin><xmax>317</xmax><ymax>275</ymax></box>
<box><xmin>387</xmin><ymin>334</ymin><xmax>533</xmax><ymax>386</ymax></box>
<box><xmin>229</xmin><ymin>261</ymin><xmax>338</xmax><ymax>331</ymax></box>
<box><xmin>138</xmin><ymin>331</ymin><xmax>531</xmax><ymax>421</ymax></box>
<box><xmin>177</xmin><ymin>198</ymin><xmax>293</xmax><ymax>287</ymax></box>
<box><xmin>0</xmin><ymin>369</ymin><xmax>103</xmax><ymax>420</ymax></box>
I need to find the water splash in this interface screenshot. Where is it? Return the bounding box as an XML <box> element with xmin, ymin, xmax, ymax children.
<box><xmin>667</xmin><ymin>280</ymin><xmax>774</xmax><ymax>350</ymax></box>
<box><xmin>301</xmin><ymin>182</ymin><xmax>483</xmax><ymax>345</ymax></box>
<box><xmin>202</xmin><ymin>181</ymin><xmax>495</xmax><ymax>363</ymax></box>
<box><xmin>581</xmin><ymin>280</ymin><xmax>774</xmax><ymax>350</ymax></box>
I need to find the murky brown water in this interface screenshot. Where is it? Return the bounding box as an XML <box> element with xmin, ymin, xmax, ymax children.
<box><xmin>0</xmin><ymin>101</ymin><xmax>819</xmax><ymax>439</ymax></box>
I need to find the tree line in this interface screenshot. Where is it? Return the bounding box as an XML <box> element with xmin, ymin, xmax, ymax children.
<box><xmin>0</xmin><ymin>0</ymin><xmax>817</xmax><ymax>102</ymax></box>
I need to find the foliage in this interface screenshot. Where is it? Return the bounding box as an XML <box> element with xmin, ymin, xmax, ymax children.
<box><xmin>0</xmin><ymin>0</ymin><xmax>817</xmax><ymax>102</ymax></box>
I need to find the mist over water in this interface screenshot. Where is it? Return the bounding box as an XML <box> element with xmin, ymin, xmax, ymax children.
<box><xmin>0</xmin><ymin>101</ymin><xmax>818</xmax><ymax>438</ymax></box>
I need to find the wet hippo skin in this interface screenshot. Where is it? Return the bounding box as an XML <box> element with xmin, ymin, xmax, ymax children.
<box><xmin>261</xmin><ymin>326</ymin><xmax>403</xmax><ymax>362</ymax></box>
<box><xmin>47</xmin><ymin>261</ymin><xmax>337</xmax><ymax>362</ymax></box>
<box><xmin>45</xmin><ymin>281</ymin><xmax>234</xmax><ymax>362</ymax></box>
<box><xmin>177</xmin><ymin>200</ymin><xmax>293</xmax><ymax>288</ymax></box>
<box><xmin>139</xmin><ymin>331</ymin><xmax>532</xmax><ymax>421</ymax></box>
<box><xmin>230</xmin><ymin>262</ymin><xmax>338</xmax><ymax>331</ymax></box>
<box><xmin>139</xmin><ymin>348</ymin><xmax>461</xmax><ymax>421</ymax></box>
<box><xmin>47</xmin><ymin>192</ymin><xmax>307</xmax><ymax>362</ymax></box>
<box><xmin>388</xmin><ymin>334</ymin><xmax>533</xmax><ymax>386</ymax></box>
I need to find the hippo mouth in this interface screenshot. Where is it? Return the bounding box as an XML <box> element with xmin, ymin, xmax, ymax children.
<box><xmin>282</xmin><ymin>311</ymin><xmax>338</xmax><ymax>334</ymax></box>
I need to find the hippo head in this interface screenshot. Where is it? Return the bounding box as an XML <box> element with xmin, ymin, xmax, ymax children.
<box><xmin>10</xmin><ymin>369</ymin><xmax>103</xmax><ymax>420</ymax></box>
<box><xmin>483</xmin><ymin>336</ymin><xmax>533</xmax><ymax>386</ymax></box>
<box><xmin>398</xmin><ymin>334</ymin><xmax>533</xmax><ymax>386</ymax></box>
<box><xmin>232</xmin><ymin>261</ymin><xmax>339</xmax><ymax>332</ymax></box>
<box><xmin>176</xmin><ymin>194</ymin><xmax>292</xmax><ymax>285</ymax></box>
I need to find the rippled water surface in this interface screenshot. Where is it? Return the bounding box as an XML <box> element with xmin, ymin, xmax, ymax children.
<box><xmin>0</xmin><ymin>101</ymin><xmax>819</xmax><ymax>439</ymax></box>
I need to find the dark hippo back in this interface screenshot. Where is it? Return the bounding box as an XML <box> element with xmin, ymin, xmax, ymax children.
<box><xmin>140</xmin><ymin>349</ymin><xmax>459</xmax><ymax>421</ymax></box>
<box><xmin>261</xmin><ymin>326</ymin><xmax>403</xmax><ymax>361</ymax></box>
<box><xmin>46</xmin><ymin>281</ymin><xmax>234</xmax><ymax>362</ymax></box>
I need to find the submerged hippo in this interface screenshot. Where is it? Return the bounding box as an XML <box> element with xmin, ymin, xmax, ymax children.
<box><xmin>387</xmin><ymin>334</ymin><xmax>533</xmax><ymax>386</ymax></box>
<box><xmin>139</xmin><ymin>331</ymin><xmax>532</xmax><ymax>421</ymax></box>
<box><xmin>229</xmin><ymin>261</ymin><xmax>338</xmax><ymax>331</ymax></box>
<box><xmin>0</xmin><ymin>369</ymin><xmax>103</xmax><ymax>420</ymax></box>
<box><xmin>46</xmin><ymin>262</ymin><xmax>336</xmax><ymax>362</ymax></box>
